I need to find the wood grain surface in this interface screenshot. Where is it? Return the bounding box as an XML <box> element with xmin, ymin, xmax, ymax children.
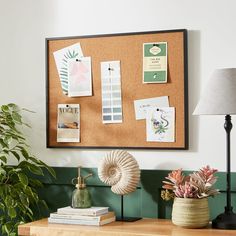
<box><xmin>18</xmin><ymin>218</ymin><xmax>236</xmax><ymax>236</ymax></box>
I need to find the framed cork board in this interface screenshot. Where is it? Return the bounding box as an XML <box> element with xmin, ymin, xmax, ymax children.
<box><xmin>46</xmin><ymin>29</ymin><xmax>188</xmax><ymax>149</ymax></box>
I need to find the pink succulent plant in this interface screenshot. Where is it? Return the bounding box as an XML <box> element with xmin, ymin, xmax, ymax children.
<box><xmin>161</xmin><ymin>165</ymin><xmax>219</xmax><ymax>201</ymax></box>
<box><xmin>162</xmin><ymin>169</ymin><xmax>185</xmax><ymax>190</ymax></box>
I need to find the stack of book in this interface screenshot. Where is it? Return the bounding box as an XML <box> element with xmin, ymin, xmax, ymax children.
<box><xmin>48</xmin><ymin>206</ymin><xmax>116</xmax><ymax>226</ymax></box>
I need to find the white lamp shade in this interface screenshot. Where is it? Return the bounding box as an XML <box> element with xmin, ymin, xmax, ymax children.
<box><xmin>193</xmin><ymin>68</ymin><xmax>236</xmax><ymax>115</ymax></box>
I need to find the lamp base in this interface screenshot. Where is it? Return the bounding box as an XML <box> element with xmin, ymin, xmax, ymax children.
<box><xmin>212</xmin><ymin>207</ymin><xmax>236</xmax><ymax>229</ymax></box>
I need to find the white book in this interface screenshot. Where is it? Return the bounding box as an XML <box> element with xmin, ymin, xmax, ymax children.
<box><xmin>57</xmin><ymin>206</ymin><xmax>109</xmax><ymax>216</ymax></box>
<box><xmin>50</xmin><ymin>212</ymin><xmax>115</xmax><ymax>222</ymax></box>
<box><xmin>48</xmin><ymin>216</ymin><xmax>116</xmax><ymax>226</ymax></box>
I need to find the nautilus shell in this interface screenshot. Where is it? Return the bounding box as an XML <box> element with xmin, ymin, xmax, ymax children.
<box><xmin>98</xmin><ymin>150</ymin><xmax>140</xmax><ymax>195</ymax></box>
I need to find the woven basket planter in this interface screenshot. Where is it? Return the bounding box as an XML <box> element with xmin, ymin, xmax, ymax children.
<box><xmin>172</xmin><ymin>197</ymin><xmax>210</xmax><ymax>228</ymax></box>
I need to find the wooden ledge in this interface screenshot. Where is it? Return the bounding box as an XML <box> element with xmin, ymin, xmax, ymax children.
<box><xmin>18</xmin><ymin>218</ymin><xmax>236</xmax><ymax>236</ymax></box>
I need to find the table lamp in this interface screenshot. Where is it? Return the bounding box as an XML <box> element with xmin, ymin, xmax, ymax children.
<box><xmin>193</xmin><ymin>68</ymin><xmax>236</xmax><ymax>229</ymax></box>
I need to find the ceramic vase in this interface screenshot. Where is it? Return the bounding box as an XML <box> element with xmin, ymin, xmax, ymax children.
<box><xmin>172</xmin><ymin>197</ymin><xmax>209</xmax><ymax>228</ymax></box>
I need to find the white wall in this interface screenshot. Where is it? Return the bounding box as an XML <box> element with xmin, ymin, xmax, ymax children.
<box><xmin>1</xmin><ymin>0</ymin><xmax>236</xmax><ymax>171</ymax></box>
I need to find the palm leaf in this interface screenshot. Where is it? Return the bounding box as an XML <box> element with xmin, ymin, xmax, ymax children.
<box><xmin>58</xmin><ymin>49</ymin><xmax>79</xmax><ymax>94</ymax></box>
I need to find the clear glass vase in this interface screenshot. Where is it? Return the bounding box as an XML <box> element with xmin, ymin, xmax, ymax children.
<box><xmin>71</xmin><ymin>188</ymin><xmax>92</xmax><ymax>208</ymax></box>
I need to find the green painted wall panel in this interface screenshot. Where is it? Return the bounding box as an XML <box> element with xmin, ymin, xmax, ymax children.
<box><xmin>37</xmin><ymin>167</ymin><xmax>236</xmax><ymax>221</ymax></box>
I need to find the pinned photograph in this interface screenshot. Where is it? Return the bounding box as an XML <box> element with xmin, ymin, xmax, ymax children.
<box><xmin>57</xmin><ymin>104</ymin><xmax>80</xmax><ymax>142</ymax></box>
<box><xmin>146</xmin><ymin>107</ymin><xmax>175</xmax><ymax>142</ymax></box>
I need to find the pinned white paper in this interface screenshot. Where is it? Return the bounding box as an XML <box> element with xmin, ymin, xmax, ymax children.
<box><xmin>53</xmin><ymin>43</ymin><xmax>83</xmax><ymax>94</ymax></box>
<box><xmin>134</xmin><ymin>96</ymin><xmax>169</xmax><ymax>120</ymax></box>
<box><xmin>57</xmin><ymin>104</ymin><xmax>80</xmax><ymax>142</ymax></box>
<box><xmin>101</xmin><ymin>61</ymin><xmax>122</xmax><ymax>124</ymax></box>
<box><xmin>146</xmin><ymin>107</ymin><xmax>175</xmax><ymax>142</ymax></box>
<box><xmin>68</xmin><ymin>57</ymin><xmax>92</xmax><ymax>97</ymax></box>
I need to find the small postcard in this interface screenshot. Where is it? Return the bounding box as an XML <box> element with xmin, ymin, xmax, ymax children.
<box><xmin>146</xmin><ymin>107</ymin><xmax>175</xmax><ymax>142</ymax></box>
<box><xmin>101</xmin><ymin>61</ymin><xmax>123</xmax><ymax>124</ymax></box>
<box><xmin>68</xmin><ymin>57</ymin><xmax>92</xmax><ymax>97</ymax></box>
<box><xmin>53</xmin><ymin>43</ymin><xmax>83</xmax><ymax>95</ymax></box>
<box><xmin>143</xmin><ymin>42</ymin><xmax>167</xmax><ymax>83</ymax></box>
<box><xmin>134</xmin><ymin>96</ymin><xmax>169</xmax><ymax>120</ymax></box>
<box><xmin>57</xmin><ymin>104</ymin><xmax>80</xmax><ymax>142</ymax></box>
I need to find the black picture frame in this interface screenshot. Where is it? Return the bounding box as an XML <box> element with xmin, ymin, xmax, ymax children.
<box><xmin>46</xmin><ymin>29</ymin><xmax>188</xmax><ymax>150</ymax></box>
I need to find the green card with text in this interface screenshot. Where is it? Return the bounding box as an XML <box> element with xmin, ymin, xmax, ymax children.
<box><xmin>143</xmin><ymin>42</ymin><xmax>167</xmax><ymax>83</ymax></box>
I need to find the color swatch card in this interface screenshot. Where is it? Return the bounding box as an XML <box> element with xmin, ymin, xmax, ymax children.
<box><xmin>68</xmin><ymin>57</ymin><xmax>92</xmax><ymax>97</ymax></box>
<box><xmin>146</xmin><ymin>107</ymin><xmax>175</xmax><ymax>142</ymax></box>
<box><xmin>101</xmin><ymin>61</ymin><xmax>122</xmax><ymax>124</ymax></box>
<box><xmin>53</xmin><ymin>43</ymin><xmax>83</xmax><ymax>95</ymax></box>
<box><xmin>57</xmin><ymin>104</ymin><xmax>80</xmax><ymax>142</ymax></box>
<box><xmin>143</xmin><ymin>42</ymin><xmax>167</xmax><ymax>83</ymax></box>
<box><xmin>134</xmin><ymin>96</ymin><xmax>169</xmax><ymax>120</ymax></box>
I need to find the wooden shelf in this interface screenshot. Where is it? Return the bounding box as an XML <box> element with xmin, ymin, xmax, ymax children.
<box><xmin>18</xmin><ymin>218</ymin><xmax>236</xmax><ymax>236</ymax></box>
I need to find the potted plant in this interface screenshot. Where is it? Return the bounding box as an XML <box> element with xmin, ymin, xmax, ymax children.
<box><xmin>161</xmin><ymin>166</ymin><xmax>219</xmax><ymax>228</ymax></box>
<box><xmin>0</xmin><ymin>103</ymin><xmax>56</xmax><ymax>236</ymax></box>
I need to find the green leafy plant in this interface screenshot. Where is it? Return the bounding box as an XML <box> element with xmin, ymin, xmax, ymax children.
<box><xmin>0</xmin><ymin>103</ymin><xmax>56</xmax><ymax>236</ymax></box>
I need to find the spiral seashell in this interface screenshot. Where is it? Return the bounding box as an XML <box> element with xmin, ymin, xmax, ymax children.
<box><xmin>98</xmin><ymin>150</ymin><xmax>140</xmax><ymax>195</ymax></box>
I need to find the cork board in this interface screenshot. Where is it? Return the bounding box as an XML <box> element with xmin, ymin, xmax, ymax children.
<box><xmin>46</xmin><ymin>29</ymin><xmax>188</xmax><ymax>149</ymax></box>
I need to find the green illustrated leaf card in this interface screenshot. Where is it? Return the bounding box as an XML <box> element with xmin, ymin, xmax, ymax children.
<box><xmin>53</xmin><ymin>43</ymin><xmax>84</xmax><ymax>94</ymax></box>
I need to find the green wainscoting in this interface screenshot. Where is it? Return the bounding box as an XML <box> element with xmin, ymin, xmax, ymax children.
<box><xmin>37</xmin><ymin>167</ymin><xmax>236</xmax><ymax>220</ymax></box>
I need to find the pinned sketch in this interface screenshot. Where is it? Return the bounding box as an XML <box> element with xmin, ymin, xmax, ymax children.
<box><xmin>57</xmin><ymin>104</ymin><xmax>80</xmax><ymax>142</ymax></box>
<box><xmin>146</xmin><ymin>107</ymin><xmax>175</xmax><ymax>142</ymax></box>
<box><xmin>101</xmin><ymin>61</ymin><xmax>122</xmax><ymax>124</ymax></box>
<box><xmin>68</xmin><ymin>57</ymin><xmax>92</xmax><ymax>97</ymax></box>
<box><xmin>53</xmin><ymin>43</ymin><xmax>83</xmax><ymax>94</ymax></box>
<box><xmin>134</xmin><ymin>96</ymin><xmax>169</xmax><ymax>120</ymax></box>
<box><xmin>143</xmin><ymin>42</ymin><xmax>167</xmax><ymax>83</ymax></box>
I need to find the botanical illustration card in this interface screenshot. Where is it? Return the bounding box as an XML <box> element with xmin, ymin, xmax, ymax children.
<box><xmin>57</xmin><ymin>104</ymin><xmax>80</xmax><ymax>142</ymax></box>
<box><xmin>53</xmin><ymin>43</ymin><xmax>83</xmax><ymax>95</ymax></box>
<box><xmin>101</xmin><ymin>61</ymin><xmax>123</xmax><ymax>124</ymax></box>
<box><xmin>68</xmin><ymin>57</ymin><xmax>92</xmax><ymax>97</ymax></box>
<box><xmin>143</xmin><ymin>42</ymin><xmax>167</xmax><ymax>83</ymax></box>
<box><xmin>146</xmin><ymin>107</ymin><xmax>175</xmax><ymax>142</ymax></box>
<box><xmin>134</xmin><ymin>96</ymin><xmax>169</xmax><ymax>120</ymax></box>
